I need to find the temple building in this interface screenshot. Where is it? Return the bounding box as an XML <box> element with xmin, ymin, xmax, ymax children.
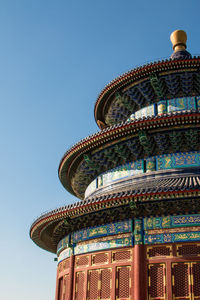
<box><xmin>30</xmin><ymin>30</ymin><xmax>200</xmax><ymax>299</ymax></box>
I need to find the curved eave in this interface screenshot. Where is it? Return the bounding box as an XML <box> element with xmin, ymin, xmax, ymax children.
<box><xmin>30</xmin><ymin>186</ymin><xmax>200</xmax><ymax>253</ymax></box>
<box><xmin>58</xmin><ymin>111</ymin><xmax>200</xmax><ymax>198</ymax></box>
<box><xmin>94</xmin><ymin>58</ymin><xmax>200</xmax><ymax>127</ymax></box>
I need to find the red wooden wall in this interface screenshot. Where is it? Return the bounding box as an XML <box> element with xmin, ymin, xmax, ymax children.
<box><xmin>55</xmin><ymin>243</ymin><xmax>200</xmax><ymax>300</ymax></box>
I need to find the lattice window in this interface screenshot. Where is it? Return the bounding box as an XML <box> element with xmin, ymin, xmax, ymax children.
<box><xmin>100</xmin><ymin>268</ymin><xmax>112</xmax><ymax>300</ymax></box>
<box><xmin>148</xmin><ymin>263</ymin><xmax>165</xmax><ymax>300</ymax></box>
<box><xmin>63</xmin><ymin>274</ymin><xmax>69</xmax><ymax>300</ymax></box>
<box><xmin>112</xmin><ymin>250</ymin><xmax>131</xmax><ymax>262</ymax></box>
<box><xmin>76</xmin><ymin>255</ymin><xmax>89</xmax><ymax>268</ymax></box>
<box><xmin>177</xmin><ymin>244</ymin><xmax>200</xmax><ymax>257</ymax></box>
<box><xmin>86</xmin><ymin>268</ymin><xmax>112</xmax><ymax>300</ymax></box>
<box><xmin>172</xmin><ymin>263</ymin><xmax>190</xmax><ymax>299</ymax></box>
<box><xmin>147</xmin><ymin>245</ymin><xmax>172</xmax><ymax>259</ymax></box>
<box><xmin>63</xmin><ymin>258</ymin><xmax>70</xmax><ymax>270</ymax></box>
<box><xmin>58</xmin><ymin>262</ymin><xmax>63</xmax><ymax>273</ymax></box>
<box><xmin>58</xmin><ymin>277</ymin><xmax>63</xmax><ymax>300</ymax></box>
<box><xmin>116</xmin><ymin>266</ymin><xmax>131</xmax><ymax>299</ymax></box>
<box><xmin>172</xmin><ymin>261</ymin><xmax>200</xmax><ymax>299</ymax></box>
<box><xmin>192</xmin><ymin>262</ymin><xmax>200</xmax><ymax>298</ymax></box>
<box><xmin>87</xmin><ymin>270</ymin><xmax>99</xmax><ymax>300</ymax></box>
<box><xmin>92</xmin><ymin>253</ymin><xmax>108</xmax><ymax>265</ymax></box>
<box><xmin>75</xmin><ymin>271</ymin><xmax>85</xmax><ymax>300</ymax></box>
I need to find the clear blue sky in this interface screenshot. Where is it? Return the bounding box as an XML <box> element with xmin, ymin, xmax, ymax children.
<box><xmin>0</xmin><ymin>1</ymin><xmax>200</xmax><ymax>299</ymax></box>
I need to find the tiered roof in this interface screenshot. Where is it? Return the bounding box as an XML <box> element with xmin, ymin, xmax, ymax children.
<box><xmin>30</xmin><ymin>30</ymin><xmax>200</xmax><ymax>253</ymax></box>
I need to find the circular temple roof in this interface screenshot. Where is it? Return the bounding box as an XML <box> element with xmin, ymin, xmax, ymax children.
<box><xmin>94</xmin><ymin>30</ymin><xmax>193</xmax><ymax>129</ymax></box>
<box><xmin>30</xmin><ymin>30</ymin><xmax>200</xmax><ymax>254</ymax></box>
<box><xmin>94</xmin><ymin>58</ymin><xmax>197</xmax><ymax>129</ymax></box>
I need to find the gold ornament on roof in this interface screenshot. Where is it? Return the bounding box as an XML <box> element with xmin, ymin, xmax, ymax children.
<box><xmin>170</xmin><ymin>29</ymin><xmax>187</xmax><ymax>52</ymax></box>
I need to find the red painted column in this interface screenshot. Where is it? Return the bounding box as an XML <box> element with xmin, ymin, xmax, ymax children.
<box><xmin>133</xmin><ymin>244</ymin><xmax>146</xmax><ymax>299</ymax></box>
<box><xmin>55</xmin><ymin>267</ymin><xmax>59</xmax><ymax>300</ymax></box>
<box><xmin>67</xmin><ymin>255</ymin><xmax>75</xmax><ymax>300</ymax></box>
<box><xmin>166</xmin><ymin>260</ymin><xmax>172</xmax><ymax>300</ymax></box>
<box><xmin>133</xmin><ymin>218</ymin><xmax>146</xmax><ymax>299</ymax></box>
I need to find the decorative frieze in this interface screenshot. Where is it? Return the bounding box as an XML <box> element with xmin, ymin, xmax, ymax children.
<box><xmin>157</xmin><ymin>151</ymin><xmax>200</xmax><ymax>170</ymax></box>
<box><xmin>144</xmin><ymin>231</ymin><xmax>200</xmax><ymax>245</ymax></box>
<box><xmin>72</xmin><ymin>219</ymin><xmax>132</xmax><ymax>244</ymax></box>
<box><xmin>58</xmin><ymin>248</ymin><xmax>72</xmax><ymax>263</ymax></box>
<box><xmin>74</xmin><ymin>235</ymin><xmax>132</xmax><ymax>255</ymax></box>
<box><xmin>144</xmin><ymin>214</ymin><xmax>200</xmax><ymax>230</ymax></box>
<box><xmin>127</xmin><ymin>96</ymin><xmax>197</xmax><ymax>122</ymax></box>
<box><xmin>57</xmin><ymin>235</ymin><xmax>70</xmax><ymax>254</ymax></box>
<box><xmin>85</xmin><ymin>151</ymin><xmax>200</xmax><ymax>198</ymax></box>
<box><xmin>57</xmin><ymin>214</ymin><xmax>200</xmax><ymax>261</ymax></box>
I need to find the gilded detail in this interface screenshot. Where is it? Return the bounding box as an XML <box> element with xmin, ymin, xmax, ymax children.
<box><xmin>72</xmin><ymin>219</ymin><xmax>132</xmax><ymax>244</ymax></box>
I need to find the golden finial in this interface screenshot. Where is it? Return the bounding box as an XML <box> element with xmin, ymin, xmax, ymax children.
<box><xmin>170</xmin><ymin>30</ymin><xmax>187</xmax><ymax>52</ymax></box>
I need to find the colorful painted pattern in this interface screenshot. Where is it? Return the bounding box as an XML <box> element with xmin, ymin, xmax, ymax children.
<box><xmin>172</xmin><ymin>215</ymin><xmax>200</xmax><ymax>227</ymax></box>
<box><xmin>56</xmin><ymin>214</ymin><xmax>200</xmax><ymax>258</ymax></box>
<box><xmin>127</xmin><ymin>96</ymin><xmax>197</xmax><ymax>121</ymax></box>
<box><xmin>100</xmin><ymin>160</ymin><xmax>143</xmax><ymax>187</ymax></box>
<box><xmin>58</xmin><ymin>247</ymin><xmax>72</xmax><ymax>263</ymax></box>
<box><xmin>144</xmin><ymin>231</ymin><xmax>200</xmax><ymax>245</ymax></box>
<box><xmin>157</xmin><ymin>151</ymin><xmax>200</xmax><ymax>170</ymax></box>
<box><xmin>168</xmin><ymin>96</ymin><xmax>196</xmax><ymax>112</ymax></box>
<box><xmin>85</xmin><ymin>151</ymin><xmax>200</xmax><ymax>198</ymax></box>
<box><xmin>135</xmin><ymin>104</ymin><xmax>155</xmax><ymax>119</ymax></box>
<box><xmin>197</xmin><ymin>96</ymin><xmax>200</xmax><ymax>110</ymax></box>
<box><xmin>144</xmin><ymin>214</ymin><xmax>200</xmax><ymax>245</ymax></box>
<box><xmin>144</xmin><ymin>214</ymin><xmax>200</xmax><ymax>230</ymax></box>
<box><xmin>74</xmin><ymin>236</ymin><xmax>132</xmax><ymax>255</ymax></box>
<box><xmin>57</xmin><ymin>227</ymin><xmax>200</xmax><ymax>254</ymax></box>
<box><xmin>71</xmin><ymin>220</ymin><xmax>132</xmax><ymax>244</ymax></box>
<box><xmin>146</xmin><ymin>157</ymin><xmax>156</xmax><ymax>172</ymax></box>
<box><xmin>85</xmin><ymin>161</ymin><xmax>143</xmax><ymax>197</ymax></box>
<box><xmin>57</xmin><ymin>235</ymin><xmax>70</xmax><ymax>254</ymax></box>
<box><xmin>127</xmin><ymin>104</ymin><xmax>155</xmax><ymax>121</ymax></box>
<box><xmin>157</xmin><ymin>100</ymin><xmax>167</xmax><ymax>115</ymax></box>
<box><xmin>134</xmin><ymin>218</ymin><xmax>143</xmax><ymax>245</ymax></box>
